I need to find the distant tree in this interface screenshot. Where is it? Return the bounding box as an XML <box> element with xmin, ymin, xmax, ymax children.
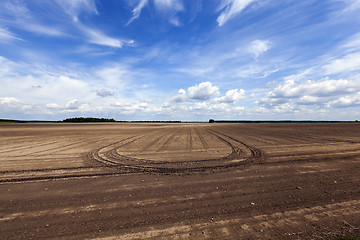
<box><xmin>62</xmin><ymin>117</ymin><xmax>116</xmax><ymax>123</ymax></box>
<box><xmin>209</xmin><ymin>119</ymin><xmax>215</xmax><ymax>123</ymax></box>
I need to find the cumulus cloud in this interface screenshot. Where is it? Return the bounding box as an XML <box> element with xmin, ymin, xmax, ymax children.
<box><xmin>170</xmin><ymin>82</ymin><xmax>219</xmax><ymax>103</ymax></box>
<box><xmin>96</xmin><ymin>89</ymin><xmax>114</xmax><ymax>97</ymax></box>
<box><xmin>248</xmin><ymin>39</ymin><xmax>271</xmax><ymax>58</ymax></box>
<box><xmin>259</xmin><ymin>77</ymin><xmax>360</xmax><ymax>109</ymax></box>
<box><xmin>187</xmin><ymin>82</ymin><xmax>220</xmax><ymax>100</ymax></box>
<box><xmin>45</xmin><ymin>99</ymin><xmax>95</xmax><ymax>113</ymax></box>
<box><xmin>0</xmin><ymin>97</ymin><xmax>31</xmax><ymax>110</ymax></box>
<box><xmin>214</xmin><ymin>89</ymin><xmax>245</xmax><ymax>103</ymax></box>
<box><xmin>65</xmin><ymin>99</ymin><xmax>81</xmax><ymax>110</ymax></box>
<box><xmin>268</xmin><ymin>78</ymin><xmax>360</xmax><ymax>98</ymax></box>
<box><xmin>169</xmin><ymin>82</ymin><xmax>247</xmax><ymax>107</ymax></box>
<box><xmin>217</xmin><ymin>0</ymin><xmax>256</xmax><ymax>26</ymax></box>
<box><xmin>171</xmin><ymin>89</ymin><xmax>187</xmax><ymax>102</ymax></box>
<box><xmin>328</xmin><ymin>92</ymin><xmax>360</xmax><ymax>108</ymax></box>
<box><xmin>45</xmin><ymin>103</ymin><xmax>62</xmax><ymax>109</ymax></box>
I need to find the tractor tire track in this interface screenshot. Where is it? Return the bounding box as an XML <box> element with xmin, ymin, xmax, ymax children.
<box><xmin>87</xmin><ymin>129</ymin><xmax>262</xmax><ymax>174</ymax></box>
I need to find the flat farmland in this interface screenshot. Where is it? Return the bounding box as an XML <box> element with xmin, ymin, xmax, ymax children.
<box><xmin>0</xmin><ymin>122</ymin><xmax>359</xmax><ymax>239</ymax></box>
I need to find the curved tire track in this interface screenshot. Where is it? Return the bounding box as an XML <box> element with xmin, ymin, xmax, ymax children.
<box><xmin>88</xmin><ymin>129</ymin><xmax>264</xmax><ymax>174</ymax></box>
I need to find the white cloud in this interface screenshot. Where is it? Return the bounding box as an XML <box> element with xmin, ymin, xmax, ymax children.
<box><xmin>259</xmin><ymin>77</ymin><xmax>360</xmax><ymax>110</ymax></box>
<box><xmin>283</xmin><ymin>68</ymin><xmax>314</xmax><ymax>82</ymax></box>
<box><xmin>298</xmin><ymin>96</ymin><xmax>320</xmax><ymax>105</ymax></box>
<box><xmin>127</xmin><ymin>0</ymin><xmax>149</xmax><ymax>25</ymax></box>
<box><xmin>187</xmin><ymin>82</ymin><xmax>220</xmax><ymax>100</ymax></box>
<box><xmin>340</xmin><ymin>0</ymin><xmax>360</xmax><ymax>12</ymax></box>
<box><xmin>248</xmin><ymin>39</ymin><xmax>271</xmax><ymax>58</ymax></box>
<box><xmin>154</xmin><ymin>0</ymin><xmax>184</xmax><ymax>11</ymax></box>
<box><xmin>45</xmin><ymin>103</ymin><xmax>61</xmax><ymax>109</ymax></box>
<box><xmin>54</xmin><ymin>0</ymin><xmax>98</xmax><ymax>19</ymax></box>
<box><xmin>126</xmin><ymin>0</ymin><xmax>184</xmax><ymax>26</ymax></box>
<box><xmin>44</xmin><ymin>99</ymin><xmax>98</xmax><ymax>113</ymax></box>
<box><xmin>341</xmin><ymin>32</ymin><xmax>360</xmax><ymax>52</ymax></box>
<box><xmin>0</xmin><ymin>0</ymin><xmax>130</xmax><ymax>48</ymax></box>
<box><xmin>171</xmin><ymin>89</ymin><xmax>187</xmax><ymax>102</ymax></box>
<box><xmin>214</xmin><ymin>89</ymin><xmax>245</xmax><ymax>103</ymax></box>
<box><xmin>95</xmin><ymin>65</ymin><xmax>134</xmax><ymax>89</ymax></box>
<box><xmin>329</xmin><ymin>92</ymin><xmax>360</xmax><ymax>108</ymax></box>
<box><xmin>170</xmin><ymin>82</ymin><xmax>220</xmax><ymax>102</ymax></box>
<box><xmin>78</xmin><ymin>24</ymin><xmax>133</xmax><ymax>48</ymax></box>
<box><xmin>0</xmin><ymin>97</ymin><xmax>31</xmax><ymax>110</ymax></box>
<box><xmin>65</xmin><ymin>99</ymin><xmax>81</xmax><ymax>110</ymax></box>
<box><xmin>0</xmin><ymin>27</ymin><xmax>23</xmax><ymax>42</ymax></box>
<box><xmin>269</xmin><ymin>78</ymin><xmax>360</xmax><ymax>98</ymax></box>
<box><xmin>0</xmin><ymin>0</ymin><xmax>65</xmax><ymax>37</ymax></box>
<box><xmin>112</xmin><ymin>101</ymin><xmax>150</xmax><ymax>114</ymax></box>
<box><xmin>0</xmin><ymin>56</ymin><xmax>92</xmax><ymax>106</ymax></box>
<box><xmin>323</xmin><ymin>51</ymin><xmax>360</xmax><ymax>75</ymax></box>
<box><xmin>217</xmin><ymin>0</ymin><xmax>256</xmax><ymax>26</ymax></box>
<box><xmin>154</xmin><ymin>0</ymin><xmax>184</xmax><ymax>26</ymax></box>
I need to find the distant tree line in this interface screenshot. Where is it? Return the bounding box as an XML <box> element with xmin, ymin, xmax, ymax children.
<box><xmin>62</xmin><ymin>117</ymin><xmax>116</xmax><ymax>123</ymax></box>
<box><xmin>209</xmin><ymin>119</ymin><xmax>359</xmax><ymax>123</ymax></box>
<box><xmin>130</xmin><ymin>120</ymin><xmax>182</xmax><ymax>123</ymax></box>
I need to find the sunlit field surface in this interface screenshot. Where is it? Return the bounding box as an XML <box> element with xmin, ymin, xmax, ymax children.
<box><xmin>1</xmin><ymin>122</ymin><xmax>359</xmax><ymax>239</ymax></box>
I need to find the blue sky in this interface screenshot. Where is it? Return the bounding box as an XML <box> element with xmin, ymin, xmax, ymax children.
<box><xmin>1</xmin><ymin>0</ymin><xmax>360</xmax><ymax>121</ymax></box>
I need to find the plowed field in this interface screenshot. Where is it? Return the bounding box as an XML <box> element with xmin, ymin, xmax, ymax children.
<box><xmin>1</xmin><ymin>122</ymin><xmax>359</xmax><ymax>239</ymax></box>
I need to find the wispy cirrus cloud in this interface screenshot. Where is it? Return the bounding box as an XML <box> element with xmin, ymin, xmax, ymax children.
<box><xmin>0</xmin><ymin>27</ymin><xmax>23</xmax><ymax>42</ymax></box>
<box><xmin>127</xmin><ymin>0</ymin><xmax>148</xmax><ymax>25</ymax></box>
<box><xmin>126</xmin><ymin>0</ymin><xmax>184</xmax><ymax>26</ymax></box>
<box><xmin>0</xmin><ymin>0</ymin><xmax>132</xmax><ymax>49</ymax></box>
<box><xmin>217</xmin><ymin>0</ymin><xmax>257</xmax><ymax>26</ymax></box>
<box><xmin>323</xmin><ymin>51</ymin><xmax>360</xmax><ymax>75</ymax></box>
<box><xmin>0</xmin><ymin>0</ymin><xmax>65</xmax><ymax>36</ymax></box>
<box><xmin>78</xmin><ymin>23</ymin><xmax>134</xmax><ymax>48</ymax></box>
<box><xmin>53</xmin><ymin>0</ymin><xmax>98</xmax><ymax>21</ymax></box>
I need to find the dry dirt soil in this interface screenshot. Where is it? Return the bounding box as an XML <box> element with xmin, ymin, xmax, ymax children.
<box><xmin>0</xmin><ymin>122</ymin><xmax>359</xmax><ymax>239</ymax></box>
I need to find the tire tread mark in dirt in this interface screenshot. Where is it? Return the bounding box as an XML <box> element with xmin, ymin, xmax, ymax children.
<box><xmin>209</xmin><ymin>130</ymin><xmax>265</xmax><ymax>163</ymax></box>
<box><xmin>20</xmin><ymin>136</ymin><xmax>113</xmax><ymax>157</ymax></box>
<box><xmin>264</xmin><ymin>151</ymin><xmax>360</xmax><ymax>165</ymax></box>
<box><xmin>0</xmin><ymin>140</ymin><xmax>61</xmax><ymax>154</ymax></box>
<box><xmin>0</xmin><ymin>169</ymin><xmax>137</xmax><ymax>183</ymax></box>
<box><xmin>0</xmin><ymin>166</ymin><xmax>101</xmax><ymax>174</ymax></box>
<box><xmin>142</xmin><ymin>135</ymin><xmax>164</xmax><ymax>152</ymax></box>
<box><xmin>195</xmin><ymin>127</ymin><xmax>208</xmax><ymax>148</ymax></box>
<box><xmin>88</xmin><ymin>129</ymin><xmax>260</xmax><ymax>175</ymax></box>
<box><xmin>158</xmin><ymin>128</ymin><xmax>182</xmax><ymax>151</ymax></box>
<box><xmin>91</xmin><ymin>136</ymin><xmax>145</xmax><ymax>166</ymax></box>
<box><xmin>188</xmin><ymin>127</ymin><xmax>193</xmax><ymax>150</ymax></box>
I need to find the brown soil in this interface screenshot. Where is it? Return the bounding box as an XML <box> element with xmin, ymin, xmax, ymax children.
<box><xmin>0</xmin><ymin>122</ymin><xmax>359</xmax><ymax>239</ymax></box>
